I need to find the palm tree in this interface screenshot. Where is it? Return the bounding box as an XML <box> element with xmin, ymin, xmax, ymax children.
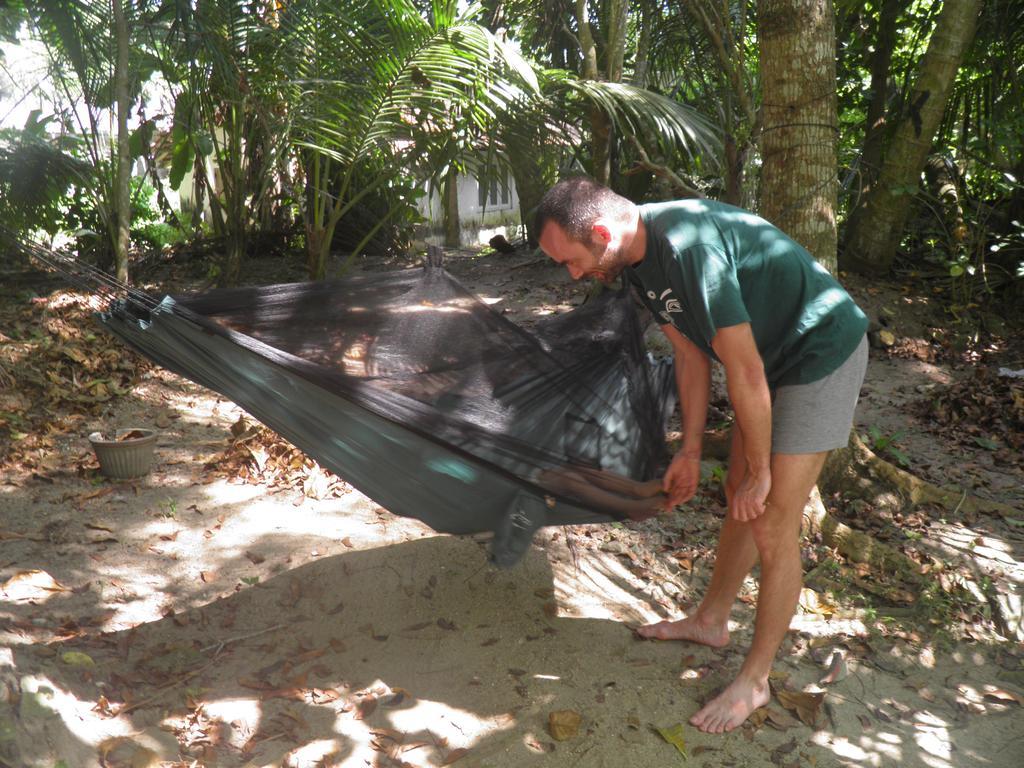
<box><xmin>155</xmin><ymin>0</ymin><xmax>290</xmax><ymax>286</ymax></box>
<box><xmin>274</xmin><ymin>0</ymin><xmax>542</xmax><ymax>278</ymax></box>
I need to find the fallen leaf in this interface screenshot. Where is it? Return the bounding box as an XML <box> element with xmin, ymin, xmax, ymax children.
<box><xmin>61</xmin><ymin>651</ymin><xmax>95</xmax><ymax>667</ymax></box>
<box><xmin>3</xmin><ymin>569</ymin><xmax>69</xmax><ymax>600</ymax></box>
<box><xmin>549</xmin><ymin>709</ymin><xmax>581</xmax><ymax>741</ymax></box>
<box><xmin>819</xmin><ymin>651</ymin><xmax>848</xmax><ymax>684</ymax></box>
<box><xmin>130</xmin><ymin>746</ymin><xmax>161</xmax><ymax>768</ymax></box>
<box><xmin>441</xmin><ymin>748</ymin><xmax>470</xmax><ymax>765</ymax></box>
<box><xmin>355</xmin><ymin>696</ymin><xmax>378</xmax><ymax>720</ymax></box>
<box><xmin>766</xmin><ymin>706</ymin><xmax>801</xmax><ymax>730</ymax></box>
<box><xmin>776</xmin><ymin>689</ymin><xmax>824</xmax><ymax>728</ymax></box>
<box><xmin>294</xmin><ymin>647</ymin><xmax>326</xmax><ymax>664</ymax></box>
<box><xmin>770</xmin><ymin>737</ymin><xmax>798</xmax><ymax>764</ymax></box>
<box><xmin>982</xmin><ymin>687</ymin><xmax>1023</xmax><ymax>705</ymax></box>
<box><xmin>654</xmin><ymin>722</ymin><xmax>687</xmax><ymax>756</ymax></box>
<box><xmin>748</xmin><ymin>707</ymin><xmax>770</xmax><ymax>728</ymax></box>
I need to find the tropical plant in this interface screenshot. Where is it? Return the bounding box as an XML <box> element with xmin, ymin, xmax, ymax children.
<box><xmin>842</xmin><ymin>0</ymin><xmax>985</xmax><ymax>275</ymax></box>
<box><xmin>272</xmin><ymin>0</ymin><xmax>543</xmax><ymax>278</ymax></box>
<box><xmin>153</xmin><ymin>0</ymin><xmax>291</xmax><ymax>285</ymax></box>
<box><xmin>0</xmin><ymin>111</ymin><xmax>89</xmax><ymax>245</ymax></box>
<box><xmin>20</xmin><ymin>0</ymin><xmax>160</xmax><ymax>281</ymax></box>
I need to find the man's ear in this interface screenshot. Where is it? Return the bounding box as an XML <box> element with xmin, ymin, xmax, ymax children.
<box><xmin>591</xmin><ymin>220</ymin><xmax>613</xmax><ymax>244</ymax></box>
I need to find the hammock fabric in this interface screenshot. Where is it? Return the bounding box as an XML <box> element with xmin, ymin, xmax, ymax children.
<box><xmin>94</xmin><ymin>254</ymin><xmax>677</xmax><ymax>566</ymax></box>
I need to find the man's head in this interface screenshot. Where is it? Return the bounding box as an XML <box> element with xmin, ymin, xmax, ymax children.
<box><xmin>535</xmin><ymin>177</ymin><xmax>640</xmax><ymax>284</ymax></box>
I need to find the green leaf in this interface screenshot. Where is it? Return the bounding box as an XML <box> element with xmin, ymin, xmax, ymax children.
<box><xmin>128</xmin><ymin>120</ymin><xmax>155</xmax><ymax>160</ymax></box>
<box><xmin>240</xmin><ymin>576</ymin><xmax>259</xmax><ymax>585</ymax></box>
<box><xmin>888</xmin><ymin>447</ymin><xmax>910</xmax><ymax>467</ymax></box>
<box><xmin>61</xmin><ymin>651</ymin><xmax>95</xmax><ymax>667</ymax></box>
<box><xmin>168</xmin><ymin>137</ymin><xmax>195</xmax><ymax>192</ymax></box>
<box><xmin>655</xmin><ymin>723</ymin><xmax>688</xmax><ymax>758</ymax></box>
<box><xmin>949</xmin><ymin>264</ymin><xmax>965</xmax><ymax>278</ymax></box>
<box><xmin>973</xmin><ymin>436</ymin><xmax>999</xmax><ymax>450</ymax></box>
<box><xmin>196</xmin><ymin>132</ymin><xmax>214</xmax><ymax>156</ymax></box>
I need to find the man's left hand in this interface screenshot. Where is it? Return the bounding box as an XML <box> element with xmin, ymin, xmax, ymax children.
<box><xmin>731</xmin><ymin>468</ymin><xmax>771</xmax><ymax>521</ymax></box>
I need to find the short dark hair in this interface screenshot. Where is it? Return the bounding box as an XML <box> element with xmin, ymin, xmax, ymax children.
<box><xmin>534</xmin><ymin>177</ymin><xmax>634</xmax><ymax>242</ymax></box>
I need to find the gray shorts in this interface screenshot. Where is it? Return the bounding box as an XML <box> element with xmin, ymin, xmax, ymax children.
<box><xmin>771</xmin><ymin>336</ymin><xmax>868</xmax><ymax>454</ymax></box>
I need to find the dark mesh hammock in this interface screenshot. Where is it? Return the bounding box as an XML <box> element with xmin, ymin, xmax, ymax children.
<box><xmin>68</xmin><ymin>249</ymin><xmax>677</xmax><ymax>565</ymax></box>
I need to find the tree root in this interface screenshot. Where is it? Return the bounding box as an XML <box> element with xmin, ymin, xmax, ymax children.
<box><xmin>819</xmin><ymin>431</ymin><xmax>1020</xmax><ymax>519</ymax></box>
<box><xmin>801</xmin><ymin>485</ymin><xmax>923</xmax><ymax>580</ymax></box>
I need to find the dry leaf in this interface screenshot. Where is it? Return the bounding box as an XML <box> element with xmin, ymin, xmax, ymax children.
<box><xmin>355</xmin><ymin>696</ymin><xmax>378</xmax><ymax>720</ymax></box>
<box><xmin>766</xmin><ymin>706</ymin><xmax>801</xmax><ymax>730</ymax></box>
<box><xmin>775</xmin><ymin>689</ymin><xmax>824</xmax><ymax>728</ymax></box>
<box><xmin>441</xmin><ymin>748</ymin><xmax>470</xmax><ymax>765</ymax></box>
<box><xmin>654</xmin><ymin>723</ymin><xmax>687</xmax><ymax>756</ymax></box>
<box><xmin>769</xmin><ymin>737</ymin><xmax>798</xmax><ymax>764</ymax></box>
<box><xmin>819</xmin><ymin>651</ymin><xmax>848</xmax><ymax>684</ymax></box>
<box><xmin>983</xmin><ymin>687</ymin><xmax>1023</xmax><ymax>705</ymax></box>
<box><xmin>548</xmin><ymin>709</ymin><xmax>581</xmax><ymax>741</ymax></box>
<box><xmin>130</xmin><ymin>746</ymin><xmax>161</xmax><ymax>768</ymax></box>
<box><xmin>2</xmin><ymin>569</ymin><xmax>69</xmax><ymax>600</ymax></box>
<box><xmin>748</xmin><ymin>707</ymin><xmax>770</xmax><ymax>728</ymax></box>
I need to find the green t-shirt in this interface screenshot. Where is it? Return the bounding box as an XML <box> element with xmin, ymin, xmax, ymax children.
<box><xmin>626</xmin><ymin>199</ymin><xmax>868</xmax><ymax>387</ymax></box>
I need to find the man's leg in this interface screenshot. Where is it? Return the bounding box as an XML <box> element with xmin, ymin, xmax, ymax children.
<box><xmin>689</xmin><ymin>449</ymin><xmax>828</xmax><ymax>733</ymax></box>
<box><xmin>638</xmin><ymin>427</ymin><xmax>759</xmax><ymax>645</ymax></box>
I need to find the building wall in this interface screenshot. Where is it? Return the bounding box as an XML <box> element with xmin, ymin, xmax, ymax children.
<box><xmin>417</xmin><ymin>167</ymin><xmax>522</xmax><ymax>246</ymax></box>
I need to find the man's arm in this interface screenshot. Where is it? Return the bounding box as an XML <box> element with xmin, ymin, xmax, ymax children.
<box><xmin>711</xmin><ymin>322</ymin><xmax>772</xmax><ymax>521</ymax></box>
<box><xmin>660</xmin><ymin>323</ymin><xmax>711</xmax><ymax>508</ymax></box>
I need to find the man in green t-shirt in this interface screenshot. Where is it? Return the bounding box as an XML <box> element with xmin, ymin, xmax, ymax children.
<box><xmin>535</xmin><ymin>177</ymin><xmax>868</xmax><ymax>734</ymax></box>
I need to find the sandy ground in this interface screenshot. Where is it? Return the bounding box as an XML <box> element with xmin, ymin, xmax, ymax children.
<box><xmin>2</xmin><ymin>251</ymin><xmax>1023</xmax><ymax>767</ymax></box>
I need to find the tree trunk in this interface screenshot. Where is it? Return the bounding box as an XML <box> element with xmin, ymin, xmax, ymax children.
<box><xmin>504</xmin><ymin>108</ymin><xmax>559</xmax><ymax>247</ymax></box>
<box><xmin>111</xmin><ymin>0</ymin><xmax>131</xmax><ymax>285</ymax></box>
<box><xmin>723</xmin><ymin>131</ymin><xmax>747</xmax><ymax>207</ymax></box>
<box><xmin>443</xmin><ymin>167</ymin><xmax>460</xmax><ymax>248</ymax></box>
<box><xmin>574</xmin><ymin>0</ymin><xmax>612</xmax><ymax>186</ymax></box>
<box><xmin>859</xmin><ymin>0</ymin><xmax>902</xmax><ymax>195</ymax></box>
<box><xmin>758</xmin><ymin>0</ymin><xmax>840</xmax><ymax>272</ymax></box>
<box><xmin>632</xmin><ymin>5</ymin><xmax>652</xmax><ymax>88</ymax></box>
<box><xmin>842</xmin><ymin>0</ymin><xmax>982</xmax><ymax>275</ymax></box>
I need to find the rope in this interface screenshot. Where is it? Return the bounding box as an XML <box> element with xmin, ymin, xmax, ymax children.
<box><xmin>4</xmin><ymin>229</ymin><xmax>161</xmax><ymax>312</ymax></box>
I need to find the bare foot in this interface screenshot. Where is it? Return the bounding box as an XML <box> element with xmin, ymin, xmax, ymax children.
<box><xmin>635</xmin><ymin>616</ymin><xmax>730</xmax><ymax>648</ymax></box>
<box><xmin>690</xmin><ymin>675</ymin><xmax>770</xmax><ymax>733</ymax></box>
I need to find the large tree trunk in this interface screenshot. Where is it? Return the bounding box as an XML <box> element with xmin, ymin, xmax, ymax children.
<box><xmin>111</xmin><ymin>0</ymin><xmax>131</xmax><ymax>285</ymax></box>
<box><xmin>758</xmin><ymin>0</ymin><xmax>840</xmax><ymax>272</ymax></box>
<box><xmin>841</xmin><ymin>0</ymin><xmax>982</xmax><ymax>275</ymax></box>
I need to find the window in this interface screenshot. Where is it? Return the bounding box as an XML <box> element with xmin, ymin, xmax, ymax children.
<box><xmin>477</xmin><ymin>168</ymin><xmax>510</xmax><ymax>209</ymax></box>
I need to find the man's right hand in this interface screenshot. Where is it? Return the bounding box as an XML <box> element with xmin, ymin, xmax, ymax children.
<box><xmin>662</xmin><ymin>452</ymin><xmax>702</xmax><ymax>509</ymax></box>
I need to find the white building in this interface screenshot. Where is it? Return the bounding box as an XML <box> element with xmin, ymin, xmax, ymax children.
<box><xmin>416</xmin><ymin>164</ymin><xmax>522</xmax><ymax>247</ymax></box>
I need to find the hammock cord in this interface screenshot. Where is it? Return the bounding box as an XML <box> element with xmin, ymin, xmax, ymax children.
<box><xmin>5</xmin><ymin>229</ymin><xmax>160</xmax><ymax>311</ymax></box>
